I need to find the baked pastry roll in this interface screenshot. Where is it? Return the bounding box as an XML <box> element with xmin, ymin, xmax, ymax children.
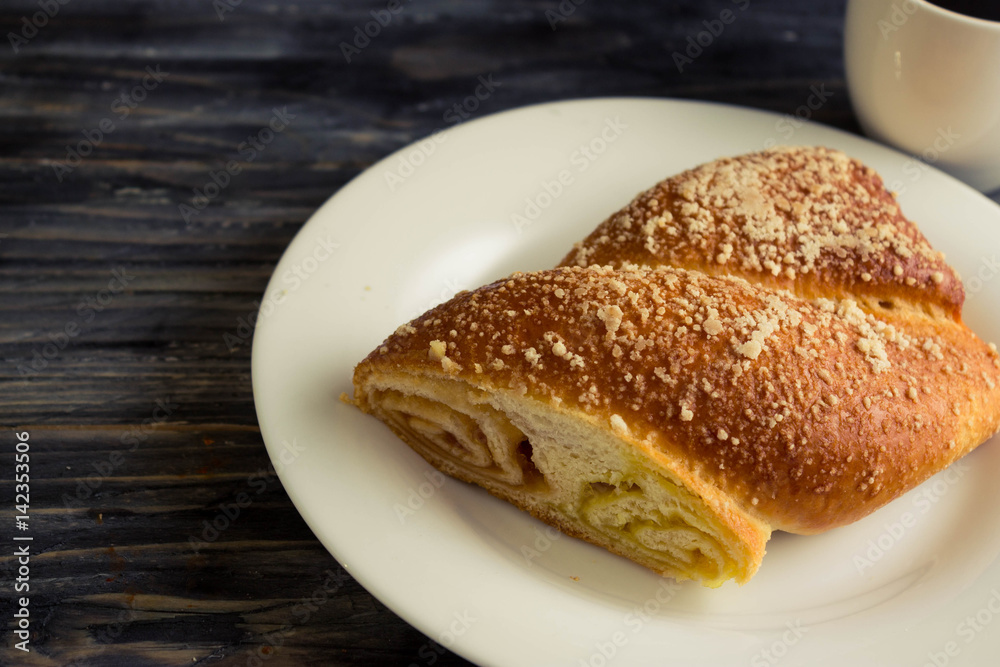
<box><xmin>562</xmin><ymin>146</ymin><xmax>964</xmax><ymax>318</ymax></box>
<box><xmin>350</xmin><ymin>147</ymin><xmax>1000</xmax><ymax>586</ymax></box>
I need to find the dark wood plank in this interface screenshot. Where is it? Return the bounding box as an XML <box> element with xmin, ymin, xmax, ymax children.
<box><xmin>5</xmin><ymin>0</ymin><xmax>996</xmax><ymax>665</ymax></box>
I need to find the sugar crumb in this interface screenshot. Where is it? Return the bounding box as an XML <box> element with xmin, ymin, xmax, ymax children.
<box><xmin>428</xmin><ymin>340</ymin><xmax>447</xmax><ymax>361</ymax></box>
<box><xmin>610</xmin><ymin>414</ymin><xmax>629</xmax><ymax>436</ymax></box>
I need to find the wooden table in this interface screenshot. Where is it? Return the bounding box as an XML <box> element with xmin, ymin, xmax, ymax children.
<box><xmin>3</xmin><ymin>0</ymin><xmax>998</xmax><ymax>664</ymax></box>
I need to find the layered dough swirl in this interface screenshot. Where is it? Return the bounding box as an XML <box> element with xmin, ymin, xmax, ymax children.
<box><xmin>350</xmin><ymin>147</ymin><xmax>1000</xmax><ymax>586</ymax></box>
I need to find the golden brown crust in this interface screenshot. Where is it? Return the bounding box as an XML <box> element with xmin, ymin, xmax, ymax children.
<box><xmin>352</xmin><ymin>146</ymin><xmax>1000</xmax><ymax>584</ymax></box>
<box><xmin>560</xmin><ymin>146</ymin><xmax>965</xmax><ymax>319</ymax></box>
<box><xmin>357</xmin><ymin>265</ymin><xmax>1000</xmax><ymax>534</ymax></box>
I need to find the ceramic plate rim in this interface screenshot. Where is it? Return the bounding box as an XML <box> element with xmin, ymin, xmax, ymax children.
<box><xmin>251</xmin><ymin>97</ymin><xmax>1000</xmax><ymax>667</ymax></box>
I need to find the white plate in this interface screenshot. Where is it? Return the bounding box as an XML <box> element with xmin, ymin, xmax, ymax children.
<box><xmin>252</xmin><ymin>98</ymin><xmax>1000</xmax><ymax>666</ymax></box>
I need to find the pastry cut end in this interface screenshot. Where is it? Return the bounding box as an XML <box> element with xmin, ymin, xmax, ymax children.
<box><xmin>353</xmin><ymin>366</ymin><xmax>771</xmax><ymax>587</ymax></box>
<box><xmin>345</xmin><ymin>146</ymin><xmax>1000</xmax><ymax>588</ymax></box>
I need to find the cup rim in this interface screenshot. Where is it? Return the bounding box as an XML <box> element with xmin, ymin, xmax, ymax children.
<box><xmin>914</xmin><ymin>0</ymin><xmax>1000</xmax><ymax>30</ymax></box>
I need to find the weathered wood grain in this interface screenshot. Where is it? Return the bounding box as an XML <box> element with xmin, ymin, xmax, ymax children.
<box><xmin>3</xmin><ymin>0</ymin><xmax>996</xmax><ymax>665</ymax></box>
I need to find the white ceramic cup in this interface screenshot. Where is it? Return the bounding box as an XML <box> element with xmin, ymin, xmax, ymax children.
<box><xmin>845</xmin><ymin>0</ymin><xmax>1000</xmax><ymax>193</ymax></box>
